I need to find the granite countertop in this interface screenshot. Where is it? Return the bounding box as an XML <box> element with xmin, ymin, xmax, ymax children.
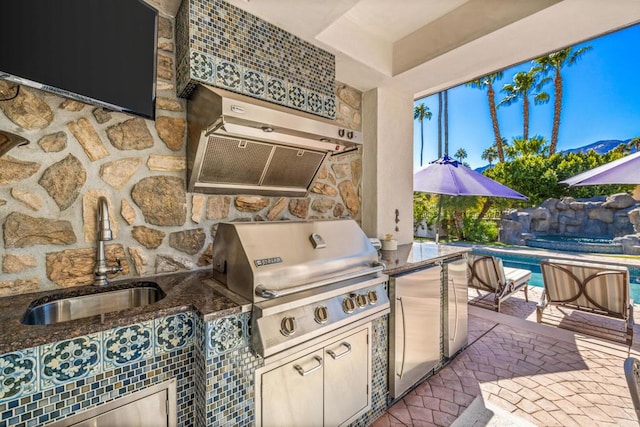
<box><xmin>0</xmin><ymin>271</ymin><xmax>250</xmax><ymax>354</ymax></box>
<box><xmin>381</xmin><ymin>242</ymin><xmax>471</xmax><ymax>275</ymax></box>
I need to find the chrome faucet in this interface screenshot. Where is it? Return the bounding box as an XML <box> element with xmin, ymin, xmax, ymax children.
<box><xmin>94</xmin><ymin>196</ymin><xmax>123</xmax><ymax>286</ymax></box>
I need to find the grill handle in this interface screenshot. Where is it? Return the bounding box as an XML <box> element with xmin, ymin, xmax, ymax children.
<box><xmin>255</xmin><ymin>264</ymin><xmax>385</xmax><ymax>299</ymax></box>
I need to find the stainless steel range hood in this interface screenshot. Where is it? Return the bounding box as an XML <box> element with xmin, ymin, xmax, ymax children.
<box><xmin>186</xmin><ymin>84</ymin><xmax>362</xmax><ymax>196</ymax></box>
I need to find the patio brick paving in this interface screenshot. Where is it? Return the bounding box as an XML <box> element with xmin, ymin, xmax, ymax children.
<box><xmin>372</xmin><ymin>286</ymin><xmax>640</xmax><ymax>426</ymax></box>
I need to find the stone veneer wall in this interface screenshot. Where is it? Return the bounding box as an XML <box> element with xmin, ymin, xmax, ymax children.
<box><xmin>0</xmin><ymin>14</ymin><xmax>363</xmax><ymax>296</ymax></box>
<box><xmin>176</xmin><ymin>0</ymin><xmax>337</xmax><ymax>119</ymax></box>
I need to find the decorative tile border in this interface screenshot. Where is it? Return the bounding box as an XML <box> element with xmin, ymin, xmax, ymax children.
<box><xmin>103</xmin><ymin>321</ymin><xmax>154</xmax><ymax>371</ymax></box>
<box><xmin>187</xmin><ymin>48</ymin><xmax>337</xmax><ymax>119</ymax></box>
<box><xmin>267</xmin><ymin>77</ymin><xmax>287</xmax><ymax>105</ymax></box>
<box><xmin>0</xmin><ymin>348</ymin><xmax>37</xmax><ymax>402</ymax></box>
<box><xmin>40</xmin><ymin>334</ymin><xmax>101</xmax><ymax>390</ymax></box>
<box><xmin>243</xmin><ymin>69</ymin><xmax>266</xmax><ymax>98</ymax></box>
<box><xmin>156</xmin><ymin>312</ymin><xmax>195</xmax><ymax>354</ymax></box>
<box><xmin>190</xmin><ymin>51</ymin><xmax>215</xmax><ymax>84</ymax></box>
<box><xmin>0</xmin><ymin>313</ymin><xmax>196</xmax><ymax>404</ymax></box>
<box><xmin>206</xmin><ymin>312</ymin><xmax>250</xmax><ymax>358</ymax></box>
<box><xmin>288</xmin><ymin>83</ymin><xmax>307</xmax><ymax>110</ymax></box>
<box><xmin>216</xmin><ymin>60</ymin><xmax>243</xmax><ymax>90</ymax></box>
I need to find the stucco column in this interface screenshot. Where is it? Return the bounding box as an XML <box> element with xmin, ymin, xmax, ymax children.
<box><xmin>361</xmin><ymin>86</ymin><xmax>414</xmax><ymax>244</ymax></box>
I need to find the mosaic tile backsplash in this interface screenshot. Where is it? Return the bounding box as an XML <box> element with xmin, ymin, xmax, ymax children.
<box><xmin>176</xmin><ymin>0</ymin><xmax>336</xmax><ymax>119</ymax></box>
<box><xmin>0</xmin><ymin>311</ymin><xmax>387</xmax><ymax>426</ymax></box>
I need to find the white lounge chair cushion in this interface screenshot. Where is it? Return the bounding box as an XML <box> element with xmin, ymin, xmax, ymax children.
<box><xmin>504</xmin><ymin>267</ymin><xmax>532</xmax><ymax>290</ymax></box>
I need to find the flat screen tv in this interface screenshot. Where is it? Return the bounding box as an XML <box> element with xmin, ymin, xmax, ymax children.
<box><xmin>0</xmin><ymin>0</ymin><xmax>158</xmax><ymax>120</ymax></box>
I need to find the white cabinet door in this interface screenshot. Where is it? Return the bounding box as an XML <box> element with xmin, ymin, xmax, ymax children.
<box><xmin>324</xmin><ymin>329</ymin><xmax>369</xmax><ymax>427</ymax></box>
<box><xmin>261</xmin><ymin>349</ymin><xmax>324</xmax><ymax>427</ymax></box>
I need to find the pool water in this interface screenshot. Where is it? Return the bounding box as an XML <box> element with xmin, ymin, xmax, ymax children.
<box><xmin>472</xmin><ymin>250</ymin><xmax>640</xmax><ymax>303</ymax></box>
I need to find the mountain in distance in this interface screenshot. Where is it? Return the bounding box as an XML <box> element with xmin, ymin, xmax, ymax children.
<box><xmin>474</xmin><ymin>139</ymin><xmax>629</xmax><ymax>172</ymax></box>
<box><xmin>560</xmin><ymin>139</ymin><xmax>629</xmax><ymax>155</ymax></box>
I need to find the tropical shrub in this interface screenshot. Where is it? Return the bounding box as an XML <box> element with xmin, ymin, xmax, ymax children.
<box><xmin>484</xmin><ymin>149</ymin><xmax>633</xmax><ymax>205</ymax></box>
<box><xmin>461</xmin><ymin>214</ymin><xmax>499</xmax><ymax>242</ymax></box>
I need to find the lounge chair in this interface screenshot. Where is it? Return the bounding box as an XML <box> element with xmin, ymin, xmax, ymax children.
<box><xmin>467</xmin><ymin>254</ymin><xmax>531</xmax><ymax>312</ymax></box>
<box><xmin>538</xmin><ymin>259</ymin><xmax>633</xmax><ymax>345</ymax></box>
<box><xmin>624</xmin><ymin>357</ymin><xmax>640</xmax><ymax>420</ymax></box>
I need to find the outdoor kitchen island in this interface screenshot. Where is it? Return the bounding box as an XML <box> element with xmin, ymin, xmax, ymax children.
<box><xmin>0</xmin><ymin>241</ymin><xmax>469</xmax><ymax>427</ymax></box>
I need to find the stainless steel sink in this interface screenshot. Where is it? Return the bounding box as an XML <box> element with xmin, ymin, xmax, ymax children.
<box><xmin>22</xmin><ymin>283</ymin><xmax>165</xmax><ymax>325</ymax></box>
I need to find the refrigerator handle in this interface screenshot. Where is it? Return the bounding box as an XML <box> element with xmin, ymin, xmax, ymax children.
<box><xmin>449</xmin><ymin>278</ymin><xmax>458</xmax><ymax>343</ymax></box>
<box><xmin>397</xmin><ymin>297</ymin><xmax>407</xmax><ymax>379</ymax></box>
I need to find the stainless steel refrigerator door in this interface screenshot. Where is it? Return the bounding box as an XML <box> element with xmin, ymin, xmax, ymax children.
<box><xmin>445</xmin><ymin>256</ymin><xmax>469</xmax><ymax>358</ymax></box>
<box><xmin>389</xmin><ymin>264</ymin><xmax>442</xmax><ymax>398</ymax></box>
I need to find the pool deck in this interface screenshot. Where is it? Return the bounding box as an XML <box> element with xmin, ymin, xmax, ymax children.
<box><xmin>373</xmin><ymin>275</ymin><xmax>640</xmax><ymax>426</ymax></box>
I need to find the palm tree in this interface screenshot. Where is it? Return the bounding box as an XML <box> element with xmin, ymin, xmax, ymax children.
<box><xmin>414</xmin><ymin>103</ymin><xmax>432</xmax><ymax>166</ymax></box>
<box><xmin>454</xmin><ymin>147</ymin><xmax>467</xmax><ymax>163</ymax></box>
<box><xmin>437</xmin><ymin>92</ymin><xmax>443</xmax><ymax>158</ymax></box>
<box><xmin>499</xmin><ymin>68</ymin><xmax>549</xmax><ymax>141</ymax></box>
<box><xmin>507</xmin><ymin>136</ymin><xmax>549</xmax><ymax>158</ymax></box>
<box><xmin>444</xmin><ymin>90</ymin><xmax>449</xmax><ymax>155</ymax></box>
<box><xmin>613</xmin><ymin>142</ymin><xmax>630</xmax><ymax>155</ymax></box>
<box><xmin>628</xmin><ymin>137</ymin><xmax>640</xmax><ymax>153</ymax></box>
<box><xmin>534</xmin><ymin>46</ymin><xmax>592</xmax><ymax>155</ymax></box>
<box><xmin>481</xmin><ymin>145</ymin><xmax>498</xmax><ymax>167</ymax></box>
<box><xmin>466</xmin><ymin>72</ymin><xmax>505</xmax><ymax>162</ymax></box>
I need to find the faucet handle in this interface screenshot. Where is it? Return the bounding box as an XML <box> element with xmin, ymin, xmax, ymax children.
<box><xmin>109</xmin><ymin>257</ymin><xmax>124</xmax><ymax>275</ymax></box>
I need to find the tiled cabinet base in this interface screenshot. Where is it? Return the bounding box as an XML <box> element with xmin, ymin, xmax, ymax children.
<box><xmin>0</xmin><ymin>312</ymin><xmax>253</xmax><ymax>427</ymax></box>
<box><xmin>0</xmin><ymin>313</ymin><xmax>388</xmax><ymax>427</ymax></box>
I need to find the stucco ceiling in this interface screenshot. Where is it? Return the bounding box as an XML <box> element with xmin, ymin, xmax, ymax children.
<box><xmin>151</xmin><ymin>0</ymin><xmax>640</xmax><ymax>98</ymax></box>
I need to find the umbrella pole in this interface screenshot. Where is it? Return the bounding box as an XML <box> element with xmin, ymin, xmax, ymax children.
<box><xmin>435</xmin><ymin>194</ymin><xmax>444</xmax><ymax>244</ymax></box>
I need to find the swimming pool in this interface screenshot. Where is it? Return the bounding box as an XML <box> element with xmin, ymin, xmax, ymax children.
<box><xmin>471</xmin><ymin>249</ymin><xmax>640</xmax><ymax>302</ymax></box>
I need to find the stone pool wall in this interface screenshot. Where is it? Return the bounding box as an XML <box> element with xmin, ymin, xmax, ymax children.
<box><xmin>500</xmin><ymin>193</ymin><xmax>640</xmax><ymax>254</ymax></box>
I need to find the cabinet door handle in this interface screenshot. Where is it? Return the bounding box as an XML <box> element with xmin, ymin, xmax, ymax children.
<box><xmin>293</xmin><ymin>356</ymin><xmax>322</xmax><ymax>376</ymax></box>
<box><xmin>450</xmin><ymin>278</ymin><xmax>458</xmax><ymax>343</ymax></box>
<box><xmin>327</xmin><ymin>342</ymin><xmax>352</xmax><ymax>360</ymax></box>
<box><xmin>397</xmin><ymin>297</ymin><xmax>407</xmax><ymax>379</ymax></box>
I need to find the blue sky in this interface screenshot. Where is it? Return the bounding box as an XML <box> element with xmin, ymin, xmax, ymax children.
<box><xmin>413</xmin><ymin>23</ymin><xmax>640</xmax><ymax>170</ymax></box>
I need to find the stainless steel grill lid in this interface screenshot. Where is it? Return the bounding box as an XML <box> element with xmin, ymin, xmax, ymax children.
<box><xmin>211</xmin><ymin>219</ymin><xmax>381</xmax><ymax>302</ymax></box>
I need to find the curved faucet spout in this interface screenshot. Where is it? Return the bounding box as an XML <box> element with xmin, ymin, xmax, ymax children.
<box><xmin>97</xmin><ymin>197</ymin><xmax>113</xmax><ymax>241</ymax></box>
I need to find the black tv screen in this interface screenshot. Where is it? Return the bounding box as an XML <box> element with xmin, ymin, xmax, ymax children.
<box><xmin>0</xmin><ymin>0</ymin><xmax>157</xmax><ymax>119</ymax></box>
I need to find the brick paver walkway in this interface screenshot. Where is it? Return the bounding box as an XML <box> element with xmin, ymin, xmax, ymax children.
<box><xmin>372</xmin><ymin>287</ymin><xmax>640</xmax><ymax>426</ymax></box>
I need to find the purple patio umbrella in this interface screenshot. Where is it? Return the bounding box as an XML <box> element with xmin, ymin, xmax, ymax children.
<box><xmin>414</xmin><ymin>155</ymin><xmax>528</xmax><ymax>242</ymax></box>
<box><xmin>560</xmin><ymin>151</ymin><xmax>640</xmax><ymax>186</ymax></box>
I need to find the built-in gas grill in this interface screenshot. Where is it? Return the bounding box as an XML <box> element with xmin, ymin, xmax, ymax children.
<box><xmin>211</xmin><ymin>219</ymin><xmax>390</xmax><ymax>358</ymax></box>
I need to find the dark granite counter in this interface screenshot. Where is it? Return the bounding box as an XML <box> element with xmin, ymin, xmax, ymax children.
<box><xmin>381</xmin><ymin>242</ymin><xmax>471</xmax><ymax>275</ymax></box>
<box><xmin>0</xmin><ymin>271</ymin><xmax>250</xmax><ymax>354</ymax></box>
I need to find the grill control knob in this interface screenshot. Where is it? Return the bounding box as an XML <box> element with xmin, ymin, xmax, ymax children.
<box><xmin>280</xmin><ymin>317</ymin><xmax>297</xmax><ymax>336</ymax></box>
<box><xmin>314</xmin><ymin>306</ymin><xmax>329</xmax><ymax>324</ymax></box>
<box><xmin>367</xmin><ymin>290</ymin><xmax>378</xmax><ymax>305</ymax></box>
<box><xmin>342</xmin><ymin>297</ymin><xmax>356</xmax><ymax>314</ymax></box>
<box><xmin>355</xmin><ymin>294</ymin><xmax>368</xmax><ymax>308</ymax></box>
